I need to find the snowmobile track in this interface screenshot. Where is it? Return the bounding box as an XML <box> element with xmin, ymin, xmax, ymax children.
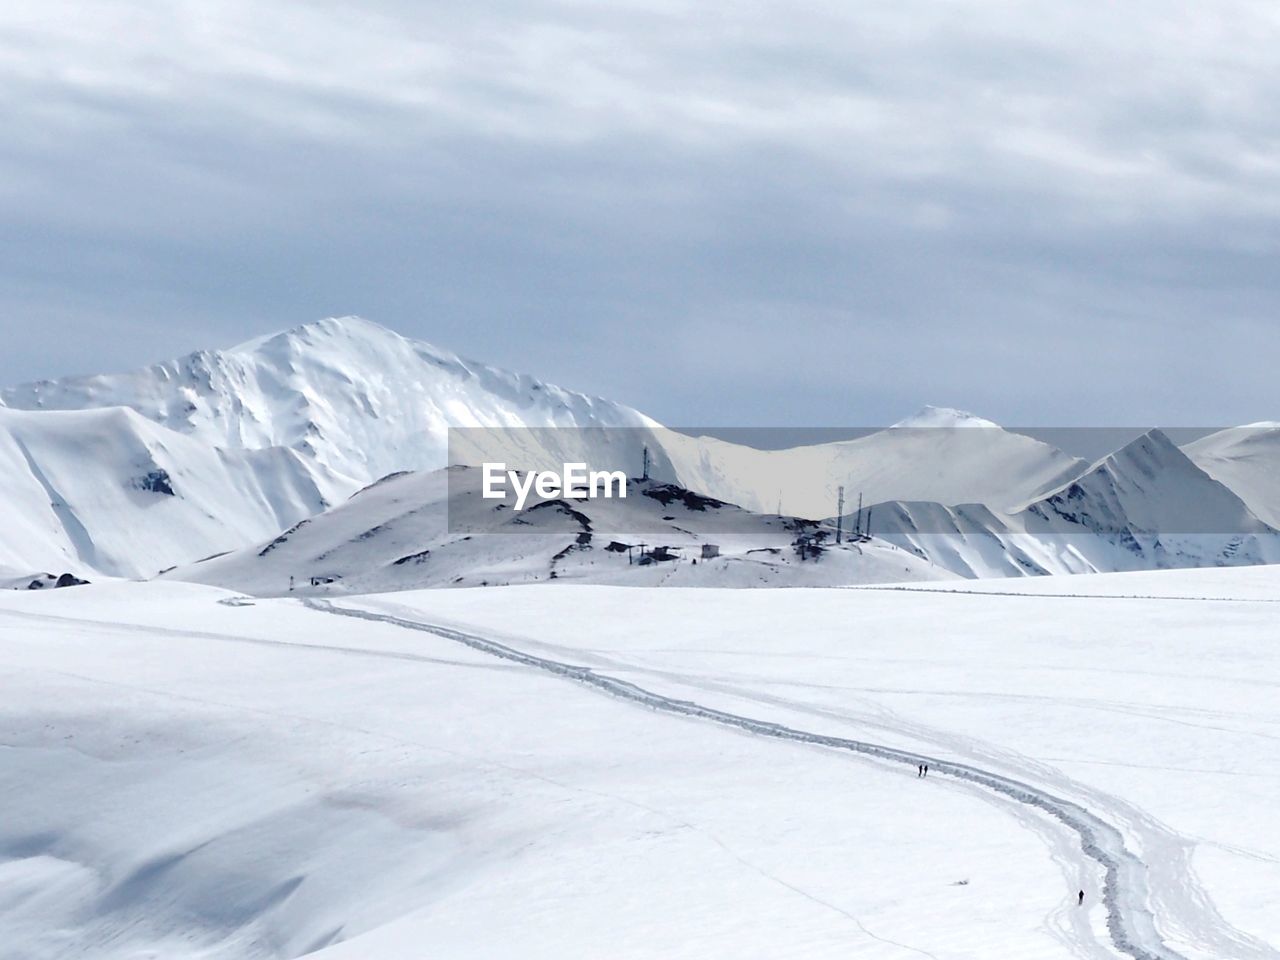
<box><xmin>309</xmin><ymin>598</ymin><xmax>1279</xmax><ymax>960</ymax></box>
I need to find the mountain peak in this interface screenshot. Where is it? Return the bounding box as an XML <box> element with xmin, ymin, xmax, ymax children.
<box><xmin>228</xmin><ymin>315</ymin><xmax>404</xmax><ymax>356</ymax></box>
<box><xmin>891</xmin><ymin>406</ymin><xmax>1000</xmax><ymax>430</ymax></box>
<box><xmin>1099</xmin><ymin>428</ymin><xmax>1186</xmax><ymax>471</ymax></box>
<box><xmin>1027</xmin><ymin>423</ymin><xmax>1274</xmax><ymax>540</ymax></box>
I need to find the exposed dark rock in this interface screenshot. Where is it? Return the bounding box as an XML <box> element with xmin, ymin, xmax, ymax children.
<box><xmin>259</xmin><ymin>519</ymin><xmax>310</xmax><ymax>557</ymax></box>
<box><xmin>130</xmin><ymin>469</ymin><xmax>175</xmax><ymax>496</ymax></box>
<box><xmin>392</xmin><ymin>549</ymin><xmax>431</xmax><ymax>566</ymax></box>
<box><xmin>642</xmin><ymin>484</ymin><xmax>728</xmax><ymax>511</ymax></box>
<box><xmin>525</xmin><ymin>499</ymin><xmax>593</xmax><ymax>530</ymax></box>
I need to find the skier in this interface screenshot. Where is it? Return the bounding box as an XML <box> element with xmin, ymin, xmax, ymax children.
<box><xmin>923</xmin><ymin>764</ymin><xmax>929</xmax><ymax>777</ymax></box>
<box><xmin>1078</xmin><ymin>889</ymin><xmax>1084</xmax><ymax>906</ymax></box>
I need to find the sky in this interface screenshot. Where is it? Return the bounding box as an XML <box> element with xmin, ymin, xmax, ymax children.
<box><xmin>2</xmin><ymin>0</ymin><xmax>1279</xmax><ymax>428</ymax></box>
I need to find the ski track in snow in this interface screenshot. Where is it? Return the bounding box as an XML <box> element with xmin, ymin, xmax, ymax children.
<box><xmin>306</xmin><ymin>598</ymin><xmax>1279</xmax><ymax>960</ymax></box>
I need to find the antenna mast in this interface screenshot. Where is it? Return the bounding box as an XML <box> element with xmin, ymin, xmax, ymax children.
<box><xmin>836</xmin><ymin>485</ymin><xmax>845</xmax><ymax>544</ymax></box>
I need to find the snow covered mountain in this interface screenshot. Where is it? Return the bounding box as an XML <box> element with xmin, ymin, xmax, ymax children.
<box><xmin>168</xmin><ymin>468</ymin><xmax>952</xmax><ymax>593</ymax></box>
<box><xmin>0</xmin><ymin>406</ymin><xmax>342</xmax><ymax>580</ymax></box>
<box><xmin>1</xmin><ymin>316</ymin><xmax>663</xmax><ymax>486</ymax></box>
<box><xmin>659</xmin><ymin>407</ymin><xmax>1086</xmax><ymax>519</ymax></box>
<box><xmin>5</xmin><ymin>315</ymin><xmax>1280</xmax><ymax>587</ymax></box>
<box><xmin>862</xmin><ymin>429</ymin><xmax>1280</xmax><ymax>577</ymax></box>
<box><xmin>1026</xmin><ymin>428</ymin><xmax>1270</xmax><ymax>532</ymax></box>
<box><xmin>1</xmin><ymin>317</ymin><xmax>1078</xmax><ymax>522</ymax></box>
<box><xmin>0</xmin><ymin>318</ymin><xmax>673</xmax><ymax>581</ymax></box>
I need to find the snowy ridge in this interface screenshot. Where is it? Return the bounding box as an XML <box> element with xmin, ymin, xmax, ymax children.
<box><xmin>847</xmin><ymin>430</ymin><xmax>1280</xmax><ymax>578</ymax></box>
<box><xmin>0</xmin><ymin>322</ymin><xmax>1081</xmax><ymax>522</ymax></box>
<box><xmin>1018</xmin><ymin>429</ymin><xmax>1280</xmax><ymax>570</ymax></box>
<box><xmin>659</xmin><ymin>407</ymin><xmax>1086</xmax><ymax>519</ymax></box>
<box><xmin>1185</xmin><ymin>423</ymin><xmax>1280</xmax><ymax>528</ymax></box>
<box><xmin>890</xmin><ymin>405</ymin><xmax>1003</xmax><ymax>429</ymax></box>
<box><xmin>1</xmin><ymin>316</ymin><xmax>661</xmax><ymax>485</ymax></box>
<box><xmin>1028</xmin><ymin>429</ymin><xmax>1271</xmax><ymax>537</ymax></box>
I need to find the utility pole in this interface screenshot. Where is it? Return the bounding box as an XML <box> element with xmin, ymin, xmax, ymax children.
<box><xmin>836</xmin><ymin>486</ymin><xmax>845</xmax><ymax>544</ymax></box>
<box><xmin>855</xmin><ymin>492</ymin><xmax>864</xmax><ymax>539</ymax></box>
<box><xmin>642</xmin><ymin>445</ymin><xmax>650</xmax><ymax>482</ymax></box>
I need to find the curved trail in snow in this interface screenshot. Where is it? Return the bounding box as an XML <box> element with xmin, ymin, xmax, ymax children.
<box><xmin>307</xmin><ymin>599</ymin><xmax>1277</xmax><ymax>960</ymax></box>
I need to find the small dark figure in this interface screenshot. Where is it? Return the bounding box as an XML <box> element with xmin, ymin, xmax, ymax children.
<box><xmin>923</xmin><ymin>764</ymin><xmax>929</xmax><ymax>777</ymax></box>
<box><xmin>917</xmin><ymin>764</ymin><xmax>923</xmax><ymax>777</ymax></box>
<box><xmin>1078</xmin><ymin>890</ymin><xmax>1085</xmax><ymax>906</ymax></box>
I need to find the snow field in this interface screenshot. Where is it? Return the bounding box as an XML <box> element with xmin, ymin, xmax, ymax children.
<box><xmin>1</xmin><ymin>580</ymin><xmax>1127</xmax><ymax>960</ymax></box>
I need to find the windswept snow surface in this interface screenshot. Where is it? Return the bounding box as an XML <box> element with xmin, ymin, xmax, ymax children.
<box><xmin>2</xmin><ymin>570</ymin><xmax>1278</xmax><ymax>959</ymax></box>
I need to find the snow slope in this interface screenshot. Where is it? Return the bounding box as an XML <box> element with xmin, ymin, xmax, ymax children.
<box><xmin>659</xmin><ymin>407</ymin><xmax>1086</xmax><ymax>519</ymax></box>
<box><xmin>858</xmin><ymin>501</ymin><xmax>1068</xmax><ymax>578</ymax></box>
<box><xmin>859</xmin><ymin>430</ymin><xmax>1280</xmax><ymax>578</ymax></box>
<box><xmin>1018</xmin><ymin>428</ymin><xmax>1280</xmax><ymax>570</ymax></box>
<box><xmin>0</xmin><ymin>407</ymin><xmax>344</xmax><ymax>580</ymax></box>
<box><xmin>168</xmin><ymin>468</ymin><xmax>953</xmax><ymax>594</ymax></box>
<box><xmin>1184</xmin><ymin>423</ymin><xmax>1280</xmax><ymax>528</ymax></box>
<box><xmin>3</xmin><ymin>571</ymin><xmax>1279</xmax><ymax>958</ymax></box>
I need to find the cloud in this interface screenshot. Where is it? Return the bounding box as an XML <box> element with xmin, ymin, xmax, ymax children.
<box><xmin>2</xmin><ymin>0</ymin><xmax>1279</xmax><ymax>426</ymax></box>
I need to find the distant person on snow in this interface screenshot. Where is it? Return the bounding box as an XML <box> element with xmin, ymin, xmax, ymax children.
<box><xmin>1078</xmin><ymin>889</ymin><xmax>1085</xmax><ymax>906</ymax></box>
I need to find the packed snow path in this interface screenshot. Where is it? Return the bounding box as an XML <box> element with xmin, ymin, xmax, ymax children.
<box><xmin>310</xmin><ymin>598</ymin><xmax>1278</xmax><ymax>960</ymax></box>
